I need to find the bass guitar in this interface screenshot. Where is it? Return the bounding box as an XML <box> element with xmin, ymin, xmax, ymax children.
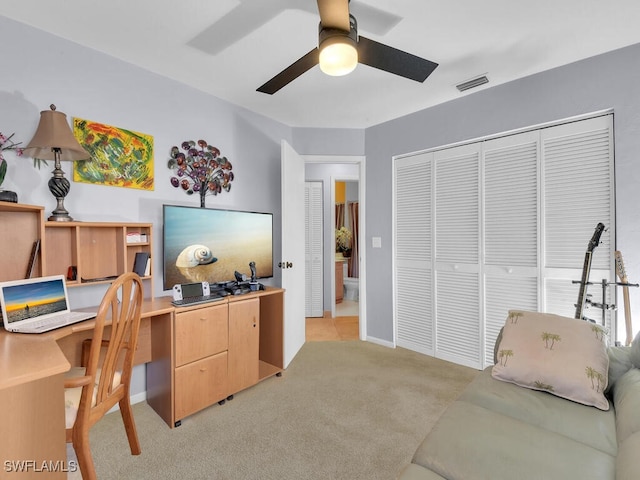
<box><xmin>574</xmin><ymin>223</ymin><xmax>605</xmax><ymax>320</ymax></box>
<box><xmin>615</xmin><ymin>250</ymin><xmax>634</xmax><ymax>346</ymax></box>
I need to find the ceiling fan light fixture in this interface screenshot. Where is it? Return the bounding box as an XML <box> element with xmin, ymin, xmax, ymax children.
<box><xmin>319</xmin><ymin>36</ymin><xmax>358</xmax><ymax>76</ymax></box>
<box><xmin>318</xmin><ymin>15</ymin><xmax>358</xmax><ymax>77</ymax></box>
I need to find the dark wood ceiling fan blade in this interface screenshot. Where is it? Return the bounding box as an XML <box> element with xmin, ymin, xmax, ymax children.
<box><xmin>317</xmin><ymin>0</ymin><xmax>350</xmax><ymax>31</ymax></box>
<box><xmin>257</xmin><ymin>48</ymin><xmax>320</xmax><ymax>94</ymax></box>
<box><xmin>357</xmin><ymin>36</ymin><xmax>438</xmax><ymax>82</ymax></box>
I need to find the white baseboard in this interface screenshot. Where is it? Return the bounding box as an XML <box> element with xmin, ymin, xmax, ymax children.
<box><xmin>365</xmin><ymin>336</ymin><xmax>395</xmax><ymax>348</ymax></box>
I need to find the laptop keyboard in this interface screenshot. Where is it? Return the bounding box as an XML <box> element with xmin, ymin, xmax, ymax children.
<box><xmin>31</xmin><ymin>311</ymin><xmax>93</xmax><ymax>331</ymax></box>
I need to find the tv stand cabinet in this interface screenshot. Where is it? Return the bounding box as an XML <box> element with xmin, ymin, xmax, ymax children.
<box><xmin>146</xmin><ymin>288</ymin><xmax>284</xmax><ymax>428</ymax></box>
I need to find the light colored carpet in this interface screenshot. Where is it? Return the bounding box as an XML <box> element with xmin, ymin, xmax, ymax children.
<box><xmin>69</xmin><ymin>341</ymin><xmax>477</xmax><ymax>479</ymax></box>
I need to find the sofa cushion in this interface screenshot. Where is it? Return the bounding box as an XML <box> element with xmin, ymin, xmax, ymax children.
<box><xmin>606</xmin><ymin>346</ymin><xmax>633</xmax><ymax>394</ymax></box>
<box><xmin>460</xmin><ymin>368</ymin><xmax>617</xmax><ymax>456</ymax></box>
<box><xmin>412</xmin><ymin>400</ymin><xmax>616</xmax><ymax>480</ymax></box>
<box><xmin>631</xmin><ymin>331</ymin><xmax>640</xmax><ymax>368</ymax></box>
<box><xmin>617</xmin><ymin>431</ymin><xmax>640</xmax><ymax>480</ymax></box>
<box><xmin>612</xmin><ymin>368</ymin><xmax>640</xmax><ymax>444</ymax></box>
<box><xmin>492</xmin><ymin>310</ymin><xmax>610</xmax><ymax>410</ymax></box>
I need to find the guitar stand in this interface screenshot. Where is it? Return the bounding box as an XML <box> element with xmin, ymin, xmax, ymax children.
<box><xmin>573</xmin><ymin>278</ymin><xmax>639</xmax><ymax>326</ymax></box>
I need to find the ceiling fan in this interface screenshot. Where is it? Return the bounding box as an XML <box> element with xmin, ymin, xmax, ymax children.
<box><xmin>257</xmin><ymin>0</ymin><xmax>438</xmax><ymax>94</ymax></box>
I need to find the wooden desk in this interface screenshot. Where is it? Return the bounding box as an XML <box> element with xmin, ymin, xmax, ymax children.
<box><xmin>0</xmin><ymin>289</ymin><xmax>284</xmax><ymax>476</ymax></box>
<box><xmin>0</xmin><ymin>298</ymin><xmax>173</xmax><ymax>479</ymax></box>
<box><xmin>0</xmin><ymin>333</ymin><xmax>69</xmax><ymax>479</ymax></box>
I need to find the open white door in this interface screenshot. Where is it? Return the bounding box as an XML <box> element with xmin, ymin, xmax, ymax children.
<box><xmin>281</xmin><ymin>140</ymin><xmax>306</xmax><ymax>367</ymax></box>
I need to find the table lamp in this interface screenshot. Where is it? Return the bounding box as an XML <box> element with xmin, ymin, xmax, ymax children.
<box><xmin>23</xmin><ymin>104</ymin><xmax>90</xmax><ymax>222</ymax></box>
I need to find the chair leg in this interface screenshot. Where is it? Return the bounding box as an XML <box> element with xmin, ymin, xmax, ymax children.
<box><xmin>119</xmin><ymin>397</ymin><xmax>141</xmax><ymax>455</ymax></box>
<box><xmin>73</xmin><ymin>426</ymin><xmax>97</xmax><ymax>480</ymax></box>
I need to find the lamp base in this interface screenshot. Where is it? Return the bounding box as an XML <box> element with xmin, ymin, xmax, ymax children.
<box><xmin>48</xmin><ymin>151</ymin><xmax>74</xmax><ymax>222</ymax></box>
<box><xmin>48</xmin><ymin>211</ymin><xmax>74</xmax><ymax>222</ymax></box>
<box><xmin>0</xmin><ymin>190</ymin><xmax>18</xmax><ymax>203</ymax></box>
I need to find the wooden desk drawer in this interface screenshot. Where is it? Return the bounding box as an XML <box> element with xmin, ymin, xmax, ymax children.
<box><xmin>174</xmin><ymin>351</ymin><xmax>228</xmax><ymax>420</ymax></box>
<box><xmin>175</xmin><ymin>304</ymin><xmax>228</xmax><ymax>367</ymax></box>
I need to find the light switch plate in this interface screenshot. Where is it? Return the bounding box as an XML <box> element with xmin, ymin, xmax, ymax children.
<box><xmin>372</xmin><ymin>236</ymin><xmax>382</xmax><ymax>248</ymax></box>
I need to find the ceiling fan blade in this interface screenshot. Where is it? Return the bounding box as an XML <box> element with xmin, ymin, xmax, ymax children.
<box><xmin>257</xmin><ymin>48</ymin><xmax>320</xmax><ymax>95</ymax></box>
<box><xmin>188</xmin><ymin>1</ymin><xmax>282</xmax><ymax>55</ymax></box>
<box><xmin>357</xmin><ymin>36</ymin><xmax>438</xmax><ymax>83</ymax></box>
<box><xmin>317</xmin><ymin>0</ymin><xmax>350</xmax><ymax>31</ymax></box>
<box><xmin>349</xmin><ymin>1</ymin><xmax>402</xmax><ymax>36</ymax></box>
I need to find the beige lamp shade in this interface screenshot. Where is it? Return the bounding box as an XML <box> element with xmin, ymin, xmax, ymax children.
<box><xmin>24</xmin><ymin>105</ymin><xmax>90</xmax><ymax>161</ymax></box>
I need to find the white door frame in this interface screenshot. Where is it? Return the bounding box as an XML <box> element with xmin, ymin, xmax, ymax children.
<box><xmin>302</xmin><ymin>155</ymin><xmax>367</xmax><ymax>340</ymax></box>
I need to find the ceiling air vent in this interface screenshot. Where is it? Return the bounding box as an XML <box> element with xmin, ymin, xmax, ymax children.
<box><xmin>456</xmin><ymin>75</ymin><xmax>489</xmax><ymax>92</ymax></box>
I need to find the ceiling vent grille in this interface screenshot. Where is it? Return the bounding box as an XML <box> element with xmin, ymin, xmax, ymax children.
<box><xmin>456</xmin><ymin>75</ymin><xmax>489</xmax><ymax>92</ymax></box>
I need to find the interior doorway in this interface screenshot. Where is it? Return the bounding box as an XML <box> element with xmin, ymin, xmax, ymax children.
<box><xmin>335</xmin><ymin>179</ymin><xmax>359</xmax><ymax>319</ymax></box>
<box><xmin>302</xmin><ymin>155</ymin><xmax>366</xmax><ymax>342</ymax></box>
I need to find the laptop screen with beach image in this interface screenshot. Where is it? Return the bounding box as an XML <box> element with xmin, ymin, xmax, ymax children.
<box><xmin>0</xmin><ymin>275</ymin><xmax>69</xmax><ymax>326</ymax></box>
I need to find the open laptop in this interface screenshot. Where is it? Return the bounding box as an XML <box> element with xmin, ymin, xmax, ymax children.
<box><xmin>0</xmin><ymin>275</ymin><xmax>96</xmax><ymax>334</ymax></box>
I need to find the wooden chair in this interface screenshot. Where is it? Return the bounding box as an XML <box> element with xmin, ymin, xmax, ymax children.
<box><xmin>64</xmin><ymin>272</ymin><xmax>144</xmax><ymax>480</ymax></box>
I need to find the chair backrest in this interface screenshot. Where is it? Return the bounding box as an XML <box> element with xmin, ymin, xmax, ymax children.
<box><xmin>79</xmin><ymin>272</ymin><xmax>144</xmax><ymax>423</ymax></box>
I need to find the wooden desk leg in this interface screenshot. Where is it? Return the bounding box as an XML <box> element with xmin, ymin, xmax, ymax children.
<box><xmin>0</xmin><ymin>374</ymin><xmax>69</xmax><ymax>479</ymax></box>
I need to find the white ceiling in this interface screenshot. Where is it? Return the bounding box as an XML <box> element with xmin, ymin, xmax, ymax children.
<box><xmin>2</xmin><ymin>0</ymin><xmax>640</xmax><ymax>128</ymax></box>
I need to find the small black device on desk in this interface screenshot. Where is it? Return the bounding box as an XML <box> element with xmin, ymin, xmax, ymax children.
<box><xmin>225</xmin><ymin>283</ymin><xmax>252</xmax><ymax>295</ymax></box>
<box><xmin>231</xmin><ymin>262</ymin><xmax>265</xmax><ymax>293</ymax></box>
<box><xmin>171</xmin><ymin>281</ymin><xmax>226</xmax><ymax>307</ymax></box>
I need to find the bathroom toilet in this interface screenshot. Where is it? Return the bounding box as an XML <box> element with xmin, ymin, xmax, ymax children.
<box><xmin>343</xmin><ymin>277</ymin><xmax>359</xmax><ymax>302</ymax></box>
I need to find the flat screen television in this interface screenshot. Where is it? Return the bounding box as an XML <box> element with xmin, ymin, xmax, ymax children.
<box><xmin>163</xmin><ymin>204</ymin><xmax>273</xmax><ymax>290</ymax></box>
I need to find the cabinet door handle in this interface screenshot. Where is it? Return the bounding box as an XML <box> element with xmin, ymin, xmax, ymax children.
<box><xmin>200</xmin><ymin>368</ymin><xmax>207</xmax><ymax>372</ymax></box>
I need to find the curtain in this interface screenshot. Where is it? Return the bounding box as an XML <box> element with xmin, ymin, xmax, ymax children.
<box><xmin>348</xmin><ymin>201</ymin><xmax>359</xmax><ymax>278</ymax></box>
<box><xmin>335</xmin><ymin>203</ymin><xmax>345</xmax><ymax>230</ymax></box>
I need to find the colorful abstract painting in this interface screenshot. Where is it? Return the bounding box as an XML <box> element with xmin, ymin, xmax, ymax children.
<box><xmin>72</xmin><ymin>118</ymin><xmax>154</xmax><ymax>190</ymax></box>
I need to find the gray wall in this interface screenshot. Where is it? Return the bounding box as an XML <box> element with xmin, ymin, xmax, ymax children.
<box><xmin>364</xmin><ymin>43</ymin><xmax>640</xmax><ymax>343</ymax></box>
<box><xmin>293</xmin><ymin>127</ymin><xmax>365</xmax><ymax>156</ymax></box>
<box><xmin>0</xmin><ymin>16</ymin><xmax>294</xmax><ymax>397</ymax></box>
<box><xmin>0</xmin><ymin>16</ymin><xmax>291</xmax><ymax>307</ymax></box>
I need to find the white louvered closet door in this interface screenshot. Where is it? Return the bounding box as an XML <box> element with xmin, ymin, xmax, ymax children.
<box><xmin>434</xmin><ymin>144</ymin><xmax>482</xmax><ymax>369</ymax></box>
<box><xmin>393</xmin><ymin>113</ymin><xmax>615</xmax><ymax>369</ymax></box>
<box><xmin>542</xmin><ymin>115</ymin><xmax>614</xmax><ymax>330</ymax></box>
<box><xmin>483</xmin><ymin>131</ymin><xmax>540</xmax><ymax>366</ymax></box>
<box><xmin>394</xmin><ymin>153</ymin><xmax>434</xmax><ymax>355</ymax></box>
<box><xmin>304</xmin><ymin>182</ymin><xmax>323</xmax><ymax>317</ymax></box>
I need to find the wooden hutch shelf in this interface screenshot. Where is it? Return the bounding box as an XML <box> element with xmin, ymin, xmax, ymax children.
<box><xmin>0</xmin><ymin>201</ymin><xmax>153</xmax><ymax>294</ymax></box>
<box><xmin>43</xmin><ymin>221</ymin><xmax>153</xmax><ymax>293</ymax></box>
<box><xmin>0</xmin><ymin>201</ymin><xmax>45</xmax><ymax>282</ymax></box>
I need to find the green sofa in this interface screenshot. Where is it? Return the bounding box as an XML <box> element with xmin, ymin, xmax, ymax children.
<box><xmin>398</xmin><ymin>337</ymin><xmax>640</xmax><ymax>480</ymax></box>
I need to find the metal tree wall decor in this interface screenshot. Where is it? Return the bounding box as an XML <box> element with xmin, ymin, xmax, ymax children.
<box><xmin>168</xmin><ymin>139</ymin><xmax>233</xmax><ymax>207</ymax></box>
